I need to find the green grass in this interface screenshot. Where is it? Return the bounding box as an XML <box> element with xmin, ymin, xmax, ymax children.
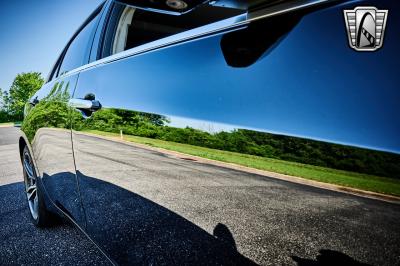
<box><xmin>84</xmin><ymin>130</ymin><xmax>400</xmax><ymax>197</ymax></box>
<box><xmin>0</xmin><ymin>122</ymin><xmax>18</xmax><ymax>126</ymax></box>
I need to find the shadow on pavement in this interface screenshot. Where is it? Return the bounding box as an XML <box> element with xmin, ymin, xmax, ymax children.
<box><xmin>292</xmin><ymin>249</ymin><xmax>372</xmax><ymax>266</ymax></box>
<box><xmin>0</xmin><ymin>181</ymin><xmax>108</xmax><ymax>265</ymax></box>
<box><xmin>42</xmin><ymin>171</ymin><xmax>258</xmax><ymax>265</ymax></box>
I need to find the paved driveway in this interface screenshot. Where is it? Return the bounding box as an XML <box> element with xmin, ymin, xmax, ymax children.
<box><xmin>0</xmin><ymin>126</ymin><xmax>399</xmax><ymax>265</ymax></box>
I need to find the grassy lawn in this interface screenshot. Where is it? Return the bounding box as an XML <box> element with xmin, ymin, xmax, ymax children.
<box><xmin>84</xmin><ymin>130</ymin><xmax>400</xmax><ymax>197</ymax></box>
<box><xmin>0</xmin><ymin>122</ymin><xmax>18</xmax><ymax>127</ymax></box>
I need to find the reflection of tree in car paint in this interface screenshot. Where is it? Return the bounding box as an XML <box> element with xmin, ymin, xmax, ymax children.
<box><xmin>21</xmin><ymin>81</ymin><xmax>71</xmax><ymax>142</ymax></box>
<box><xmin>69</xmin><ymin>105</ymin><xmax>400</xmax><ymax>179</ymax></box>
<box><xmin>22</xmin><ymin>85</ymin><xmax>400</xmax><ymax>179</ymax></box>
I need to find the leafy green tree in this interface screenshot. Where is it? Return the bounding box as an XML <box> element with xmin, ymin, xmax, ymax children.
<box><xmin>4</xmin><ymin>72</ymin><xmax>44</xmax><ymax>121</ymax></box>
<box><xmin>0</xmin><ymin>89</ymin><xmax>12</xmax><ymax>122</ymax></box>
<box><xmin>0</xmin><ymin>89</ymin><xmax>3</xmax><ymax>108</ymax></box>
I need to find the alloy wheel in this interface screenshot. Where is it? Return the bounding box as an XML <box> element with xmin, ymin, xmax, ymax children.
<box><xmin>23</xmin><ymin>148</ymin><xmax>39</xmax><ymax>220</ymax></box>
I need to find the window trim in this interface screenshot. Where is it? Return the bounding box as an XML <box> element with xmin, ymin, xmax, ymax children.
<box><xmin>56</xmin><ymin>4</ymin><xmax>104</xmax><ymax>77</ymax></box>
<box><xmin>46</xmin><ymin>2</ymin><xmax>106</xmax><ymax>83</ymax></box>
<box><xmin>98</xmin><ymin>2</ymin><xmax>126</xmax><ymax>60</ymax></box>
<box><xmin>53</xmin><ymin>0</ymin><xmax>337</xmax><ymax>81</ymax></box>
<box><xmin>100</xmin><ymin>3</ymin><xmax>247</xmax><ymax>59</ymax></box>
<box><xmin>112</xmin><ymin>6</ymin><xmax>136</xmax><ymax>55</ymax></box>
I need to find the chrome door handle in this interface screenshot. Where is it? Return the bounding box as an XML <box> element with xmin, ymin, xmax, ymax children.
<box><xmin>68</xmin><ymin>98</ymin><xmax>102</xmax><ymax>118</ymax></box>
<box><xmin>68</xmin><ymin>98</ymin><xmax>102</xmax><ymax>111</ymax></box>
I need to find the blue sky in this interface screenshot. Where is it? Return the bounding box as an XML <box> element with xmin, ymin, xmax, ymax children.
<box><xmin>0</xmin><ymin>0</ymin><xmax>103</xmax><ymax>90</ymax></box>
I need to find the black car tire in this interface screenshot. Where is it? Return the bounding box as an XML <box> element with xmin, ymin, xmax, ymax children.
<box><xmin>22</xmin><ymin>145</ymin><xmax>55</xmax><ymax>227</ymax></box>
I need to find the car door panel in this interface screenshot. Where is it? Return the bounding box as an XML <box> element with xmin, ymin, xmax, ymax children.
<box><xmin>21</xmin><ymin>75</ymin><xmax>86</xmax><ymax>226</ymax></box>
<box><xmin>19</xmin><ymin>3</ymin><xmax>106</xmax><ymax>228</ymax></box>
<box><xmin>70</xmin><ymin>0</ymin><xmax>399</xmax><ymax>264</ymax></box>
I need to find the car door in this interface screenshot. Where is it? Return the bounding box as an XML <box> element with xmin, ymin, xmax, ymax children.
<box><xmin>22</xmin><ymin>75</ymin><xmax>82</xmax><ymax>224</ymax></box>
<box><xmin>70</xmin><ymin>0</ymin><xmax>398</xmax><ymax>264</ymax></box>
<box><xmin>21</xmin><ymin>5</ymin><xmax>104</xmax><ymax>227</ymax></box>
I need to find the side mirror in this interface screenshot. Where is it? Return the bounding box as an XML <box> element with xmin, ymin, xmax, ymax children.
<box><xmin>114</xmin><ymin>0</ymin><xmax>209</xmax><ymax>15</ymax></box>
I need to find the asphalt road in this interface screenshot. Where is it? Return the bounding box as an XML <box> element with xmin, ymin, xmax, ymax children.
<box><xmin>0</xmin><ymin>126</ymin><xmax>108</xmax><ymax>265</ymax></box>
<box><xmin>0</xmin><ymin>126</ymin><xmax>400</xmax><ymax>265</ymax></box>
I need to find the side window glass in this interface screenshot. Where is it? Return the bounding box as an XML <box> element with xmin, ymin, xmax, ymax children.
<box><xmin>101</xmin><ymin>4</ymin><xmax>245</xmax><ymax>58</ymax></box>
<box><xmin>58</xmin><ymin>12</ymin><xmax>101</xmax><ymax>76</ymax></box>
<box><xmin>46</xmin><ymin>57</ymin><xmax>62</xmax><ymax>83</ymax></box>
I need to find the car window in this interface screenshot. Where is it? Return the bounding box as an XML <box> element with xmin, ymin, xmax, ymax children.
<box><xmin>46</xmin><ymin>56</ymin><xmax>62</xmax><ymax>82</ymax></box>
<box><xmin>58</xmin><ymin>11</ymin><xmax>102</xmax><ymax>77</ymax></box>
<box><xmin>101</xmin><ymin>3</ymin><xmax>245</xmax><ymax>58</ymax></box>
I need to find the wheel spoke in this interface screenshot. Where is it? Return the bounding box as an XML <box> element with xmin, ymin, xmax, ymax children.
<box><xmin>27</xmin><ymin>185</ymin><xmax>37</xmax><ymax>201</ymax></box>
<box><xmin>22</xmin><ymin>148</ymin><xmax>39</xmax><ymax>220</ymax></box>
<box><xmin>27</xmin><ymin>185</ymin><xmax>36</xmax><ymax>193</ymax></box>
<box><xmin>23</xmin><ymin>155</ymin><xmax>35</xmax><ymax>180</ymax></box>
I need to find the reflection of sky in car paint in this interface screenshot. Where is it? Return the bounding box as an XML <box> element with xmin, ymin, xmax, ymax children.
<box><xmin>96</xmin><ymin>0</ymin><xmax>398</xmax><ymax>154</ymax></box>
<box><xmin>208</xmin><ymin>0</ymin><xmax>399</xmax><ymax>154</ymax></box>
<box><xmin>268</xmin><ymin>0</ymin><xmax>399</xmax><ymax>153</ymax></box>
<box><xmin>0</xmin><ymin>0</ymin><xmax>104</xmax><ymax>90</ymax></box>
<box><xmin>255</xmin><ymin>0</ymin><xmax>399</xmax><ymax>153</ymax></box>
<box><xmin>1</xmin><ymin>0</ymin><xmax>399</xmax><ymax>153</ymax></box>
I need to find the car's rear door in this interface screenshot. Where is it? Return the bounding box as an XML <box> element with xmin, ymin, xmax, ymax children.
<box><xmin>70</xmin><ymin>0</ymin><xmax>399</xmax><ymax>264</ymax></box>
